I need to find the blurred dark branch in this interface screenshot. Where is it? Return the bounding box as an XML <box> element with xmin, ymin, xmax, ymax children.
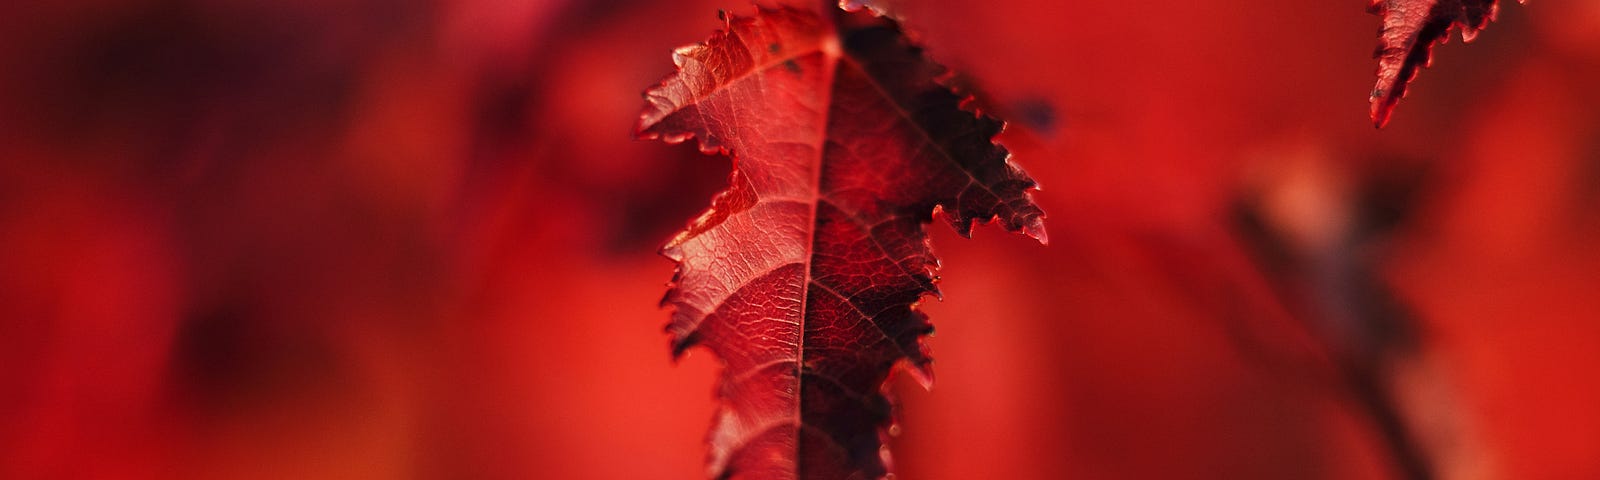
<box><xmin>1228</xmin><ymin>161</ymin><xmax>1438</xmax><ymax>480</ymax></box>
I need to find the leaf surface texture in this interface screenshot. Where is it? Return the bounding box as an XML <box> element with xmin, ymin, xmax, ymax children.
<box><xmin>637</xmin><ymin>7</ymin><xmax>1044</xmax><ymax>479</ymax></box>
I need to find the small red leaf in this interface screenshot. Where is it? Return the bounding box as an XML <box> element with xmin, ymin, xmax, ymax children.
<box><xmin>637</xmin><ymin>6</ymin><xmax>1044</xmax><ymax>479</ymax></box>
<box><xmin>1368</xmin><ymin>0</ymin><xmax>1524</xmax><ymax>127</ymax></box>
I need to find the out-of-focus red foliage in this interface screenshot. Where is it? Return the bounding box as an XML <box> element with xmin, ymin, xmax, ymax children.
<box><xmin>0</xmin><ymin>1</ymin><xmax>1595</xmax><ymax>479</ymax></box>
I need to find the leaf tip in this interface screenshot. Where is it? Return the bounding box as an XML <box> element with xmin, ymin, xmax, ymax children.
<box><xmin>1023</xmin><ymin>218</ymin><xmax>1049</xmax><ymax>245</ymax></box>
<box><xmin>668</xmin><ymin>329</ymin><xmax>701</xmax><ymax>360</ymax></box>
<box><xmin>1370</xmin><ymin>93</ymin><xmax>1395</xmax><ymax>128</ymax></box>
<box><xmin>907</xmin><ymin>362</ymin><xmax>934</xmax><ymax>391</ymax></box>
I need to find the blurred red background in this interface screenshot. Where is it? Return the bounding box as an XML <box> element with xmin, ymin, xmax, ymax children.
<box><xmin>2</xmin><ymin>0</ymin><xmax>1597</xmax><ymax>478</ymax></box>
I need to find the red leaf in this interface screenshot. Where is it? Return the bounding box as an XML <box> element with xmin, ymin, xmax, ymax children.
<box><xmin>636</xmin><ymin>6</ymin><xmax>1044</xmax><ymax>479</ymax></box>
<box><xmin>1368</xmin><ymin>0</ymin><xmax>1524</xmax><ymax>127</ymax></box>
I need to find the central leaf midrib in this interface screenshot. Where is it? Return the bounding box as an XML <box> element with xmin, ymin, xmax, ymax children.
<box><xmin>789</xmin><ymin>25</ymin><xmax>838</xmax><ymax>480</ymax></box>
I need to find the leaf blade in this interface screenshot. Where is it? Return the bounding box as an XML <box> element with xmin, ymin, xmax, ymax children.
<box><xmin>1368</xmin><ymin>0</ymin><xmax>1524</xmax><ymax>127</ymax></box>
<box><xmin>638</xmin><ymin>7</ymin><xmax>1044</xmax><ymax>479</ymax></box>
